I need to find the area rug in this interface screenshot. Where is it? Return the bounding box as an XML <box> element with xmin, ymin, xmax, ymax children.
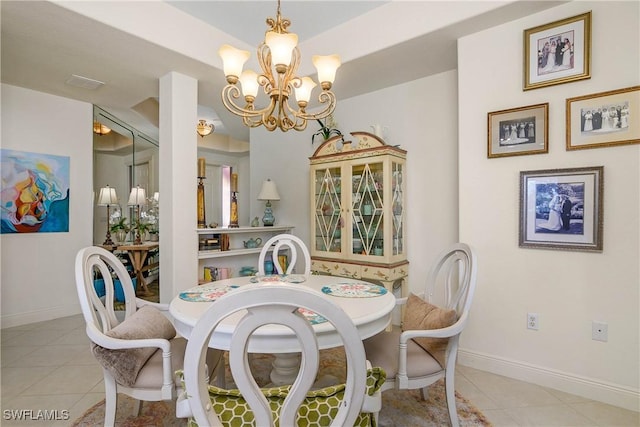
<box><xmin>73</xmin><ymin>348</ymin><xmax>491</xmax><ymax>426</ymax></box>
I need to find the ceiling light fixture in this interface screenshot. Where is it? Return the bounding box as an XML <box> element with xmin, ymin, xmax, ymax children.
<box><xmin>218</xmin><ymin>0</ymin><xmax>341</xmax><ymax>132</ymax></box>
<box><xmin>93</xmin><ymin>121</ymin><xmax>112</xmax><ymax>136</ymax></box>
<box><xmin>196</xmin><ymin>119</ymin><xmax>214</xmax><ymax>137</ymax></box>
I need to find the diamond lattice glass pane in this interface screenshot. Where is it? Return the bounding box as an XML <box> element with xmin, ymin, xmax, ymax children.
<box><xmin>352</xmin><ymin>162</ymin><xmax>383</xmax><ymax>255</ymax></box>
<box><xmin>314</xmin><ymin>168</ymin><xmax>342</xmax><ymax>252</ymax></box>
<box><xmin>392</xmin><ymin>163</ymin><xmax>404</xmax><ymax>255</ymax></box>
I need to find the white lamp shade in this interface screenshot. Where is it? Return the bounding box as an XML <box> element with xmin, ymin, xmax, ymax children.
<box><xmin>239</xmin><ymin>70</ymin><xmax>259</xmax><ymax>98</ymax></box>
<box><xmin>97</xmin><ymin>186</ymin><xmax>118</xmax><ymax>206</ymax></box>
<box><xmin>127</xmin><ymin>186</ymin><xmax>147</xmax><ymax>206</ymax></box>
<box><xmin>218</xmin><ymin>44</ymin><xmax>250</xmax><ymax>78</ymax></box>
<box><xmin>312</xmin><ymin>54</ymin><xmax>341</xmax><ymax>84</ymax></box>
<box><xmin>153</xmin><ymin>192</ymin><xmax>160</xmax><ymax>203</ymax></box>
<box><xmin>294</xmin><ymin>77</ymin><xmax>317</xmax><ymax>104</ymax></box>
<box><xmin>257</xmin><ymin>179</ymin><xmax>281</xmax><ymax>201</ymax></box>
<box><xmin>265</xmin><ymin>31</ymin><xmax>298</xmax><ymax>66</ymax></box>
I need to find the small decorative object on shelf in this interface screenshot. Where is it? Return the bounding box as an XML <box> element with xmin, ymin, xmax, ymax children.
<box><xmin>258</xmin><ymin>179</ymin><xmax>281</xmax><ymax>226</ymax></box>
<box><xmin>243</xmin><ymin>237</ymin><xmax>262</xmax><ymax>248</ymax></box>
<box><xmin>251</xmin><ymin>216</ymin><xmax>260</xmax><ymax>227</ymax></box>
<box><xmin>197</xmin><ymin>158</ymin><xmax>207</xmax><ymax>228</ymax></box>
<box><xmin>220</xmin><ymin>234</ymin><xmax>230</xmax><ymax>251</ymax></box>
<box><xmin>229</xmin><ymin>172</ymin><xmax>239</xmax><ymax>228</ymax></box>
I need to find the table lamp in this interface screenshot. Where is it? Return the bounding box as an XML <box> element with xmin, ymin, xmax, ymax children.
<box><xmin>128</xmin><ymin>186</ymin><xmax>147</xmax><ymax>244</ymax></box>
<box><xmin>257</xmin><ymin>179</ymin><xmax>280</xmax><ymax>226</ymax></box>
<box><xmin>97</xmin><ymin>185</ymin><xmax>118</xmax><ymax>246</ymax></box>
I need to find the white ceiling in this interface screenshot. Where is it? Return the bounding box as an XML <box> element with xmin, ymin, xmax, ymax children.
<box><xmin>0</xmin><ymin>1</ymin><xmax>565</xmax><ymax>142</ymax></box>
<box><xmin>167</xmin><ymin>1</ymin><xmax>389</xmax><ymax>46</ymax></box>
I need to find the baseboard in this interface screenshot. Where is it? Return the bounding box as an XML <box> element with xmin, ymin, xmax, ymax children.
<box><xmin>458</xmin><ymin>348</ymin><xmax>640</xmax><ymax>412</ymax></box>
<box><xmin>1</xmin><ymin>304</ymin><xmax>81</xmax><ymax>329</ymax></box>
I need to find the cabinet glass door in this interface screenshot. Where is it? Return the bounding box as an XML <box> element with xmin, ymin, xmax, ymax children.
<box><xmin>314</xmin><ymin>167</ymin><xmax>342</xmax><ymax>253</ymax></box>
<box><xmin>392</xmin><ymin>161</ymin><xmax>404</xmax><ymax>256</ymax></box>
<box><xmin>352</xmin><ymin>162</ymin><xmax>384</xmax><ymax>256</ymax></box>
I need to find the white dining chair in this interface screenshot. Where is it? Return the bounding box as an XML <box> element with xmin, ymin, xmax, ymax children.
<box><xmin>258</xmin><ymin>233</ymin><xmax>311</xmax><ymax>277</ymax></box>
<box><xmin>363</xmin><ymin>243</ymin><xmax>478</xmax><ymax>427</ymax></box>
<box><xmin>178</xmin><ymin>282</ymin><xmax>385</xmax><ymax>426</ymax></box>
<box><xmin>75</xmin><ymin>246</ymin><xmax>223</xmax><ymax>426</ymax></box>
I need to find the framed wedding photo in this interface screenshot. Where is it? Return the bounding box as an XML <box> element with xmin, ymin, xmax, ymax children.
<box><xmin>519</xmin><ymin>166</ymin><xmax>603</xmax><ymax>252</ymax></box>
<box><xmin>566</xmin><ymin>86</ymin><xmax>640</xmax><ymax>150</ymax></box>
<box><xmin>524</xmin><ymin>11</ymin><xmax>591</xmax><ymax>91</ymax></box>
<box><xmin>488</xmin><ymin>103</ymin><xmax>548</xmax><ymax>158</ymax></box>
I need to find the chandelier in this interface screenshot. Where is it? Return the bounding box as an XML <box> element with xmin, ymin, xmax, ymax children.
<box><xmin>93</xmin><ymin>121</ymin><xmax>111</xmax><ymax>136</ymax></box>
<box><xmin>196</xmin><ymin>119</ymin><xmax>214</xmax><ymax>137</ymax></box>
<box><xmin>218</xmin><ymin>0</ymin><xmax>341</xmax><ymax>132</ymax></box>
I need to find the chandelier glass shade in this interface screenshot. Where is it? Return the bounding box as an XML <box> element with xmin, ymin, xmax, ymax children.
<box><xmin>218</xmin><ymin>0</ymin><xmax>341</xmax><ymax>132</ymax></box>
<box><xmin>196</xmin><ymin>119</ymin><xmax>214</xmax><ymax>137</ymax></box>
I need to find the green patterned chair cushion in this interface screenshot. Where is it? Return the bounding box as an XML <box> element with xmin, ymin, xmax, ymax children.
<box><xmin>184</xmin><ymin>367</ymin><xmax>386</xmax><ymax>427</ymax></box>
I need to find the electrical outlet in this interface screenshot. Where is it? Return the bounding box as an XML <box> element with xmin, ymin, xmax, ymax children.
<box><xmin>527</xmin><ymin>313</ymin><xmax>539</xmax><ymax>330</ymax></box>
<box><xmin>592</xmin><ymin>321</ymin><xmax>608</xmax><ymax>342</ymax></box>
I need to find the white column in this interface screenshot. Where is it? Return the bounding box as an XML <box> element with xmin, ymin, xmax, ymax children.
<box><xmin>159</xmin><ymin>72</ymin><xmax>198</xmax><ymax>302</ymax></box>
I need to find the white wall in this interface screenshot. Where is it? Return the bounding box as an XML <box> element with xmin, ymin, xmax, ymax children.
<box><xmin>250</xmin><ymin>70</ymin><xmax>460</xmax><ymax>301</ymax></box>
<box><xmin>1</xmin><ymin>84</ymin><xmax>93</xmax><ymax>327</ymax></box>
<box><xmin>457</xmin><ymin>1</ymin><xmax>639</xmax><ymax>410</ymax></box>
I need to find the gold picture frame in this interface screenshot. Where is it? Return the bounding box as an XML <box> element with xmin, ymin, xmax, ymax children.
<box><xmin>519</xmin><ymin>166</ymin><xmax>603</xmax><ymax>252</ymax></box>
<box><xmin>566</xmin><ymin>86</ymin><xmax>640</xmax><ymax>150</ymax></box>
<box><xmin>524</xmin><ymin>11</ymin><xmax>591</xmax><ymax>91</ymax></box>
<box><xmin>487</xmin><ymin>103</ymin><xmax>548</xmax><ymax>158</ymax></box>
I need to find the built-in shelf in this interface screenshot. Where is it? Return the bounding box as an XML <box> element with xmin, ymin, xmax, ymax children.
<box><xmin>197</xmin><ymin>225</ymin><xmax>294</xmax><ymax>260</ymax></box>
<box><xmin>196</xmin><ymin>225</ymin><xmax>293</xmax><ymax>235</ymax></box>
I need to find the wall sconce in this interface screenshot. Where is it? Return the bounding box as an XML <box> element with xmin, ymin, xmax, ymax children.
<box><xmin>196</xmin><ymin>120</ymin><xmax>214</xmax><ymax>138</ymax></box>
<box><xmin>257</xmin><ymin>179</ymin><xmax>280</xmax><ymax>226</ymax></box>
<box><xmin>127</xmin><ymin>186</ymin><xmax>147</xmax><ymax>244</ymax></box>
<box><xmin>97</xmin><ymin>185</ymin><xmax>118</xmax><ymax>246</ymax></box>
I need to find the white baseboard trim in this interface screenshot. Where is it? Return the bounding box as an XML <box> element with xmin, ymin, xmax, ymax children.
<box><xmin>458</xmin><ymin>348</ymin><xmax>640</xmax><ymax>412</ymax></box>
<box><xmin>1</xmin><ymin>304</ymin><xmax>81</xmax><ymax>329</ymax></box>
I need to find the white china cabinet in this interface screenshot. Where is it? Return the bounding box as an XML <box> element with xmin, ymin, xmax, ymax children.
<box><xmin>309</xmin><ymin>132</ymin><xmax>408</xmax><ymax>294</ymax></box>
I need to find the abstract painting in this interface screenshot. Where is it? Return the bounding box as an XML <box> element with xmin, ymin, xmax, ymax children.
<box><xmin>1</xmin><ymin>149</ymin><xmax>70</xmax><ymax>233</ymax></box>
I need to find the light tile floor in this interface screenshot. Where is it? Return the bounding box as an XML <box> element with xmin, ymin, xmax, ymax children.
<box><xmin>1</xmin><ymin>314</ymin><xmax>639</xmax><ymax>426</ymax></box>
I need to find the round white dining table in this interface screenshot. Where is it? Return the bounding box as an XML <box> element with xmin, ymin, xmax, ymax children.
<box><xmin>169</xmin><ymin>275</ymin><xmax>396</xmax><ymax>385</ymax></box>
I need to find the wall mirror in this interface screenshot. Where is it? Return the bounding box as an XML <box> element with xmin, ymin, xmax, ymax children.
<box><xmin>93</xmin><ymin>106</ymin><xmax>159</xmax><ymax>245</ymax></box>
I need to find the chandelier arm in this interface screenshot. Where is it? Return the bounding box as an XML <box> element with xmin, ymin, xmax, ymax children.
<box><xmin>294</xmin><ymin>91</ymin><xmax>337</xmax><ymax>122</ymax></box>
<box><xmin>281</xmin><ymin>93</ymin><xmax>308</xmax><ymax>131</ymax></box>
<box><xmin>263</xmin><ymin>95</ymin><xmax>279</xmax><ymax>131</ymax></box>
<box><xmin>285</xmin><ymin>47</ymin><xmax>301</xmax><ymax>82</ymax></box>
<box><xmin>257</xmin><ymin>44</ymin><xmax>276</xmax><ymax>90</ymax></box>
<box><xmin>221</xmin><ymin>84</ymin><xmax>281</xmax><ymax>121</ymax></box>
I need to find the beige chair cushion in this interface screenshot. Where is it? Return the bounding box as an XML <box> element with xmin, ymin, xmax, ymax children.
<box><xmin>92</xmin><ymin>305</ymin><xmax>177</xmax><ymax>386</ymax></box>
<box><xmin>402</xmin><ymin>293</ymin><xmax>456</xmax><ymax>367</ymax></box>
<box><xmin>364</xmin><ymin>326</ymin><xmax>442</xmax><ymax>381</ymax></box>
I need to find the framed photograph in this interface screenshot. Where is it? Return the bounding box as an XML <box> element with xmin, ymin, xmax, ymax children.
<box><xmin>519</xmin><ymin>166</ymin><xmax>603</xmax><ymax>252</ymax></box>
<box><xmin>488</xmin><ymin>103</ymin><xmax>548</xmax><ymax>158</ymax></box>
<box><xmin>566</xmin><ymin>86</ymin><xmax>640</xmax><ymax>150</ymax></box>
<box><xmin>524</xmin><ymin>11</ymin><xmax>591</xmax><ymax>90</ymax></box>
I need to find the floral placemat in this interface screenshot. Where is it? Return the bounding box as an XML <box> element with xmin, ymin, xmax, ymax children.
<box><xmin>179</xmin><ymin>284</ymin><xmax>240</xmax><ymax>302</ymax></box>
<box><xmin>321</xmin><ymin>282</ymin><xmax>388</xmax><ymax>298</ymax></box>
<box><xmin>298</xmin><ymin>308</ymin><xmax>327</xmax><ymax>325</ymax></box>
<box><xmin>249</xmin><ymin>274</ymin><xmax>306</xmax><ymax>284</ymax></box>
